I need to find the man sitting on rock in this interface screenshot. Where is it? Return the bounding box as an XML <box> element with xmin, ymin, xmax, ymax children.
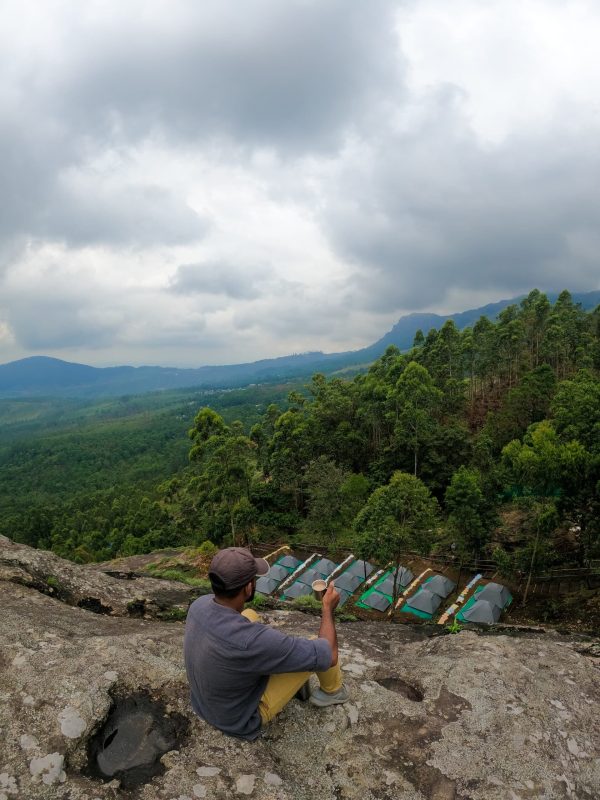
<box><xmin>184</xmin><ymin>547</ymin><xmax>349</xmax><ymax>740</ymax></box>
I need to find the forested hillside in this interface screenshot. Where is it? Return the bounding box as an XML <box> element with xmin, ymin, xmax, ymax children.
<box><xmin>3</xmin><ymin>290</ymin><xmax>599</xmax><ymax>586</ymax></box>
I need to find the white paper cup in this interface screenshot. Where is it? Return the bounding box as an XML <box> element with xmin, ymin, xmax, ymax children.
<box><xmin>312</xmin><ymin>579</ymin><xmax>327</xmax><ymax>600</ymax></box>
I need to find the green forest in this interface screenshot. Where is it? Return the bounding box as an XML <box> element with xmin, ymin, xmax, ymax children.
<box><xmin>2</xmin><ymin>290</ymin><xmax>599</xmax><ymax>586</ymax></box>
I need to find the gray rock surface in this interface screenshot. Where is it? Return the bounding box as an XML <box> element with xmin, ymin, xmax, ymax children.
<box><xmin>0</xmin><ymin>535</ymin><xmax>197</xmax><ymax>618</ymax></box>
<box><xmin>1</xmin><ymin>538</ymin><xmax>599</xmax><ymax>800</ymax></box>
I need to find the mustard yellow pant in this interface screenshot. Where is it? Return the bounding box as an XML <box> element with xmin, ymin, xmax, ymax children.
<box><xmin>241</xmin><ymin>608</ymin><xmax>343</xmax><ymax>724</ymax></box>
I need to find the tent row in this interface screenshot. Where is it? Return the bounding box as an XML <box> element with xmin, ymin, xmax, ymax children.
<box><xmin>456</xmin><ymin>582</ymin><xmax>513</xmax><ymax>624</ymax></box>
<box><xmin>255</xmin><ymin>554</ymin><xmax>303</xmax><ymax>595</ymax></box>
<box><xmin>256</xmin><ymin>553</ymin><xmax>376</xmax><ymax>607</ymax></box>
<box><xmin>254</xmin><ymin>549</ymin><xmax>513</xmax><ymax>624</ymax></box>
<box><xmin>356</xmin><ymin>566</ymin><xmax>415</xmax><ymax>611</ymax></box>
<box><xmin>400</xmin><ymin>574</ymin><xmax>457</xmax><ymax>619</ymax></box>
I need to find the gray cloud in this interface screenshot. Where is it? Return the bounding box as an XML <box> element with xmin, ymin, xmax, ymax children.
<box><xmin>0</xmin><ymin>0</ymin><xmax>398</xmax><ymax>267</ymax></box>
<box><xmin>56</xmin><ymin>1</ymin><xmax>399</xmax><ymax>154</ymax></box>
<box><xmin>43</xmin><ymin>181</ymin><xmax>208</xmax><ymax>248</ymax></box>
<box><xmin>323</xmin><ymin>92</ymin><xmax>600</xmax><ymax>311</ymax></box>
<box><xmin>0</xmin><ymin>117</ymin><xmax>206</xmax><ymax>257</ymax></box>
<box><xmin>5</xmin><ymin>291</ymin><xmax>121</xmax><ymax>351</ymax></box>
<box><xmin>169</xmin><ymin>261</ymin><xmax>271</xmax><ymax>299</ymax></box>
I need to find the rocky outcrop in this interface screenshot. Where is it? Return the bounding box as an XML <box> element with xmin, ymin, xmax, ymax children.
<box><xmin>1</xmin><ymin>538</ymin><xmax>599</xmax><ymax>800</ymax></box>
<box><xmin>0</xmin><ymin>536</ymin><xmax>198</xmax><ymax>619</ymax></box>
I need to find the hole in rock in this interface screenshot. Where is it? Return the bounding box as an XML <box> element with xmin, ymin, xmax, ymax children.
<box><xmin>127</xmin><ymin>599</ymin><xmax>146</xmax><ymax>618</ymax></box>
<box><xmin>375</xmin><ymin>676</ymin><xmax>424</xmax><ymax>701</ymax></box>
<box><xmin>86</xmin><ymin>692</ymin><xmax>189</xmax><ymax>788</ymax></box>
<box><xmin>103</xmin><ymin>729</ymin><xmax>118</xmax><ymax>749</ymax></box>
<box><xmin>77</xmin><ymin>597</ymin><xmax>113</xmax><ymax>615</ymax></box>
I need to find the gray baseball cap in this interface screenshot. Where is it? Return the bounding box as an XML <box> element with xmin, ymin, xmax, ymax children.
<box><xmin>208</xmin><ymin>547</ymin><xmax>269</xmax><ymax>591</ymax></box>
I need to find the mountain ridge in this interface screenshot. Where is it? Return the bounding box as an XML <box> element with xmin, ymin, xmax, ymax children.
<box><xmin>1</xmin><ymin>289</ymin><xmax>598</xmax><ymax>398</ymax></box>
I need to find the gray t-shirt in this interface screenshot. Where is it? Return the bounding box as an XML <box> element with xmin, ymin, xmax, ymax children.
<box><xmin>184</xmin><ymin>594</ymin><xmax>332</xmax><ymax>740</ymax></box>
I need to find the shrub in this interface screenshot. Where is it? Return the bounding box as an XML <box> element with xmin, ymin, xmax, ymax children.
<box><xmin>197</xmin><ymin>540</ymin><xmax>218</xmax><ymax>557</ymax></box>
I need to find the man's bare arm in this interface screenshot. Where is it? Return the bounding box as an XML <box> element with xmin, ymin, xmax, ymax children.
<box><xmin>319</xmin><ymin>582</ymin><xmax>340</xmax><ymax>666</ymax></box>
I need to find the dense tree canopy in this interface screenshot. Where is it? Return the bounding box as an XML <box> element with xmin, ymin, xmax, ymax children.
<box><xmin>3</xmin><ymin>290</ymin><xmax>599</xmax><ymax>576</ymax></box>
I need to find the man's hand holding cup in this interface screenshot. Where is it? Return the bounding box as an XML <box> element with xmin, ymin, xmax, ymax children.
<box><xmin>321</xmin><ymin>581</ymin><xmax>340</xmax><ymax>611</ymax></box>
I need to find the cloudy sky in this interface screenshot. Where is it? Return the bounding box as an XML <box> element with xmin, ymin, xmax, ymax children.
<box><xmin>1</xmin><ymin>0</ymin><xmax>599</xmax><ymax>367</ymax></box>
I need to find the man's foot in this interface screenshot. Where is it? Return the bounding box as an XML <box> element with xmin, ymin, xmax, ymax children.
<box><xmin>309</xmin><ymin>685</ymin><xmax>349</xmax><ymax>707</ymax></box>
<box><xmin>294</xmin><ymin>680</ymin><xmax>311</xmax><ymax>702</ymax></box>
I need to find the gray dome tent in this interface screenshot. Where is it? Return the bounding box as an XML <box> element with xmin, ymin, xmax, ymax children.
<box><xmin>283</xmin><ymin>582</ymin><xmax>312</xmax><ymax>599</ymax></box>
<box><xmin>313</xmin><ymin>558</ymin><xmax>337</xmax><ymax>575</ymax></box>
<box><xmin>336</xmin><ymin>588</ymin><xmax>352</xmax><ymax>607</ymax></box>
<box><xmin>462</xmin><ymin>599</ymin><xmax>502</xmax><ymax>624</ymax></box>
<box><xmin>278</xmin><ymin>555</ymin><xmax>302</xmax><ymax>569</ymax></box>
<box><xmin>334</xmin><ymin>571</ymin><xmax>363</xmax><ymax>592</ymax></box>
<box><xmin>256</xmin><ymin>576</ymin><xmax>280</xmax><ymax>595</ymax></box>
<box><xmin>297</xmin><ymin>568</ymin><xmax>321</xmax><ymax>586</ymax></box>
<box><xmin>476</xmin><ymin>582</ymin><xmax>512</xmax><ymax>608</ymax></box>
<box><xmin>377</xmin><ymin>567</ymin><xmax>414</xmax><ymax>595</ymax></box>
<box><xmin>426</xmin><ymin>575</ymin><xmax>456</xmax><ymax>598</ymax></box>
<box><xmin>267</xmin><ymin>564</ymin><xmax>289</xmax><ymax>582</ymax></box>
<box><xmin>363</xmin><ymin>592</ymin><xmax>391</xmax><ymax>611</ymax></box>
<box><xmin>346</xmin><ymin>560</ymin><xmax>374</xmax><ymax>578</ymax></box>
<box><xmin>405</xmin><ymin>589</ymin><xmax>442</xmax><ymax>614</ymax></box>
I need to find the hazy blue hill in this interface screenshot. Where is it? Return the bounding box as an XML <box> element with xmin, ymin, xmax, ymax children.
<box><xmin>0</xmin><ymin>353</ymin><xmax>345</xmax><ymax>398</ymax></box>
<box><xmin>1</xmin><ymin>290</ymin><xmax>598</xmax><ymax>398</ymax></box>
<box><xmin>361</xmin><ymin>290</ymin><xmax>600</xmax><ymax>355</ymax></box>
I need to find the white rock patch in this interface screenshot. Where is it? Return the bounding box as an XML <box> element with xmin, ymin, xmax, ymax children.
<box><xmin>29</xmin><ymin>753</ymin><xmax>66</xmax><ymax>785</ymax></box>
<box><xmin>0</xmin><ymin>773</ymin><xmax>18</xmax><ymax>796</ymax></box>
<box><xmin>342</xmin><ymin>662</ymin><xmax>366</xmax><ymax>676</ymax></box>
<box><xmin>567</xmin><ymin>737</ymin><xmax>589</xmax><ymax>758</ymax></box>
<box><xmin>346</xmin><ymin>704</ymin><xmax>359</xmax><ymax>725</ymax></box>
<box><xmin>236</xmin><ymin>774</ymin><xmax>256</xmax><ymax>794</ymax></box>
<box><xmin>58</xmin><ymin>706</ymin><xmax>86</xmax><ymax>738</ymax></box>
<box><xmin>192</xmin><ymin>785</ymin><xmax>207</xmax><ymax>798</ymax></box>
<box><xmin>196</xmin><ymin>766</ymin><xmax>221</xmax><ymax>777</ymax></box>
<box><xmin>264</xmin><ymin>772</ymin><xmax>283</xmax><ymax>786</ymax></box>
<box><xmin>19</xmin><ymin>734</ymin><xmax>39</xmax><ymax>751</ymax></box>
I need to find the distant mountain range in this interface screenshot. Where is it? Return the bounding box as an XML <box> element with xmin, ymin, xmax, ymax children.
<box><xmin>1</xmin><ymin>290</ymin><xmax>598</xmax><ymax>398</ymax></box>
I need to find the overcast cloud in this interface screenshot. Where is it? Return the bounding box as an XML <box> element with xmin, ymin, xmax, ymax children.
<box><xmin>1</xmin><ymin>0</ymin><xmax>599</xmax><ymax>367</ymax></box>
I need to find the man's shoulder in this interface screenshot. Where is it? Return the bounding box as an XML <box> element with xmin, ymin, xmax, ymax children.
<box><xmin>187</xmin><ymin>593</ymin><xmax>213</xmax><ymax>620</ymax></box>
<box><xmin>190</xmin><ymin>593</ymin><xmax>213</xmax><ymax>611</ymax></box>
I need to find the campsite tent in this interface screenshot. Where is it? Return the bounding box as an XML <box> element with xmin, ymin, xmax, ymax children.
<box><xmin>476</xmin><ymin>582</ymin><xmax>512</xmax><ymax>608</ymax></box>
<box><xmin>267</xmin><ymin>564</ymin><xmax>289</xmax><ymax>582</ymax></box>
<box><xmin>362</xmin><ymin>592</ymin><xmax>391</xmax><ymax>611</ymax></box>
<box><xmin>278</xmin><ymin>555</ymin><xmax>302</xmax><ymax>569</ymax></box>
<box><xmin>346</xmin><ymin>560</ymin><xmax>375</xmax><ymax>578</ymax></box>
<box><xmin>334</xmin><ymin>571</ymin><xmax>363</xmax><ymax>592</ymax></box>
<box><xmin>462</xmin><ymin>599</ymin><xmax>501</xmax><ymax>624</ymax></box>
<box><xmin>426</xmin><ymin>575</ymin><xmax>456</xmax><ymax>598</ymax></box>
<box><xmin>378</xmin><ymin>567</ymin><xmax>414</xmax><ymax>595</ymax></box>
<box><xmin>256</xmin><ymin>576</ymin><xmax>280</xmax><ymax>595</ymax></box>
<box><xmin>282</xmin><ymin>582</ymin><xmax>312</xmax><ymax>599</ymax></box>
<box><xmin>297</xmin><ymin>568</ymin><xmax>322</xmax><ymax>586</ymax></box>
<box><xmin>336</xmin><ymin>588</ymin><xmax>352</xmax><ymax>607</ymax></box>
<box><xmin>313</xmin><ymin>558</ymin><xmax>337</xmax><ymax>575</ymax></box>
<box><xmin>405</xmin><ymin>589</ymin><xmax>442</xmax><ymax>614</ymax></box>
